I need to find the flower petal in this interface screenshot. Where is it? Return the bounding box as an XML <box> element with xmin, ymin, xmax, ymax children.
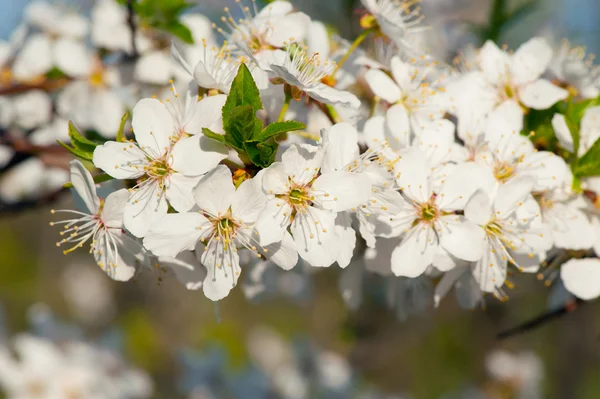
<box><xmin>321</xmin><ymin>122</ymin><xmax>359</xmax><ymax>173</ymax></box>
<box><xmin>439</xmin><ymin>215</ymin><xmax>485</xmax><ymax>262</ymax></box>
<box><xmin>92</xmin><ymin>141</ymin><xmax>147</xmax><ymax>179</ymax></box>
<box><xmin>12</xmin><ymin>34</ymin><xmax>53</xmax><ymax>81</ymax></box>
<box><xmin>510</xmin><ymin>37</ymin><xmax>552</xmax><ymax>85</ymax></box>
<box><xmin>201</xmin><ymin>241</ymin><xmax>241</xmax><ymax>301</ymax></box>
<box><xmin>69</xmin><ymin>160</ymin><xmax>100</xmax><ymax>214</ymax></box>
<box><xmin>101</xmin><ymin>188</ymin><xmax>129</xmax><ymax>229</ymax></box>
<box><xmin>266</xmin><ymin>12</ymin><xmax>310</xmax><ymax>48</ymax></box>
<box><xmin>256</xmin><ymin>198</ymin><xmax>292</xmax><ymax>246</ymax></box>
<box><xmin>391</xmin><ymin>225</ymin><xmax>437</xmax><ymax>277</ymax></box>
<box><xmin>464</xmin><ymin>189</ymin><xmax>493</xmax><ymax>226</ymax></box>
<box><xmin>313</xmin><ymin>171</ymin><xmax>371</xmax><ymax>213</ymax></box>
<box><xmin>132</xmin><ymin>98</ymin><xmax>174</xmax><ymax>157</ymax></box>
<box><xmin>53</xmin><ymin>37</ymin><xmax>92</xmax><ymax>78</ymax></box>
<box><xmin>265</xmin><ymin>231</ymin><xmax>298</xmax><ymax>270</ymax></box>
<box><xmin>393</xmin><ymin>147</ymin><xmax>431</xmax><ymax>203</ymax></box>
<box><xmin>385</xmin><ymin>103</ymin><xmax>411</xmax><ymax>148</ymax></box>
<box><xmin>158</xmin><ymin>251</ymin><xmax>207</xmax><ymax>290</ymax></box>
<box><xmin>291</xmin><ymin>207</ymin><xmax>339</xmax><ymax>267</ymax></box>
<box><xmin>560</xmin><ymin>258</ymin><xmax>600</xmax><ymax>300</ymax></box>
<box><xmin>494</xmin><ymin>176</ymin><xmax>535</xmax><ymax>219</ymax></box>
<box><xmin>335</xmin><ymin>212</ymin><xmax>356</xmax><ymax>268</ymax></box>
<box><xmin>171</xmin><ymin>135</ymin><xmax>228</xmax><ymax>176</ymax></box>
<box><xmin>551</xmin><ymin>113</ymin><xmax>574</xmax><ymax>153</ymax></box>
<box><xmin>192</xmin><ymin>165</ymin><xmax>235</xmax><ymax>216</ymax></box>
<box><xmin>166</xmin><ymin>173</ymin><xmax>201</xmax><ymax>212</ymax></box>
<box><xmin>477</xmin><ymin>40</ymin><xmax>510</xmax><ymax>85</ymax></box>
<box><xmin>304</xmin><ymin>84</ymin><xmax>360</xmax><ymax>109</ymax></box>
<box><xmin>519</xmin><ymin>79</ymin><xmax>569</xmax><ymax>110</ymax></box>
<box><xmin>143</xmin><ymin>212</ymin><xmax>208</xmax><ymax>257</ymax></box>
<box><xmin>364</xmin><ymin>68</ymin><xmax>402</xmax><ymax>103</ymax></box>
<box><xmin>123</xmin><ymin>183</ymin><xmax>169</xmax><ymax>238</ymax></box>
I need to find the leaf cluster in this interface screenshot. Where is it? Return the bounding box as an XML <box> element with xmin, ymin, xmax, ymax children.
<box><xmin>203</xmin><ymin>64</ymin><xmax>305</xmax><ymax>168</ymax></box>
<box><xmin>119</xmin><ymin>0</ymin><xmax>194</xmax><ymax>44</ymax></box>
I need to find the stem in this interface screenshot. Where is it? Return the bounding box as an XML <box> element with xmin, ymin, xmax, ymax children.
<box><xmin>126</xmin><ymin>0</ymin><xmax>139</xmax><ymax>58</ymax></box>
<box><xmin>334</xmin><ymin>28</ymin><xmax>375</xmax><ymax>74</ymax></box>
<box><xmin>323</xmin><ymin>103</ymin><xmax>342</xmax><ymax>124</ymax></box>
<box><xmin>278</xmin><ymin>88</ymin><xmax>293</xmax><ymax>122</ymax></box>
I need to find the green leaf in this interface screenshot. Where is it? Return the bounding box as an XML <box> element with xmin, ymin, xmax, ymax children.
<box><xmin>68</xmin><ymin>121</ymin><xmax>99</xmax><ymax>151</ymax></box>
<box><xmin>256</xmin><ymin>121</ymin><xmax>306</xmax><ymax>141</ymax></box>
<box><xmin>564</xmin><ymin>114</ymin><xmax>580</xmax><ymax>161</ymax></box>
<box><xmin>63</xmin><ymin>173</ymin><xmax>114</xmax><ymax>189</ymax></box>
<box><xmin>156</xmin><ymin>20</ymin><xmax>193</xmax><ymax>44</ymax></box>
<box><xmin>116</xmin><ymin>112</ymin><xmax>129</xmax><ymax>142</ymax></box>
<box><xmin>574</xmin><ymin>136</ymin><xmax>600</xmax><ymax>177</ymax></box>
<box><xmin>228</xmin><ymin>105</ymin><xmax>263</xmax><ymax>144</ymax></box>
<box><xmin>222</xmin><ymin>64</ymin><xmax>263</xmax><ymax>133</ymax></box>
<box><xmin>244</xmin><ymin>139</ymin><xmax>278</xmax><ymax>168</ymax></box>
<box><xmin>201</xmin><ymin>128</ymin><xmax>227</xmax><ymax>143</ymax></box>
<box><xmin>57</xmin><ymin>140</ymin><xmax>94</xmax><ymax>162</ymax></box>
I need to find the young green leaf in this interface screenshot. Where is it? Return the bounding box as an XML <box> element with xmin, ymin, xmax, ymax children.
<box><xmin>67</xmin><ymin>122</ymin><xmax>100</xmax><ymax>155</ymax></box>
<box><xmin>116</xmin><ymin>112</ymin><xmax>129</xmax><ymax>142</ymax></box>
<box><xmin>156</xmin><ymin>21</ymin><xmax>193</xmax><ymax>44</ymax></box>
<box><xmin>201</xmin><ymin>128</ymin><xmax>227</xmax><ymax>143</ymax></box>
<box><xmin>228</xmin><ymin>105</ymin><xmax>263</xmax><ymax>143</ymax></box>
<box><xmin>256</xmin><ymin>120</ymin><xmax>306</xmax><ymax>141</ymax></box>
<box><xmin>222</xmin><ymin>64</ymin><xmax>263</xmax><ymax>132</ymax></box>
<box><xmin>57</xmin><ymin>140</ymin><xmax>94</xmax><ymax>162</ymax></box>
<box><xmin>244</xmin><ymin>139</ymin><xmax>278</xmax><ymax>168</ymax></box>
<box><xmin>573</xmin><ymin>136</ymin><xmax>600</xmax><ymax>177</ymax></box>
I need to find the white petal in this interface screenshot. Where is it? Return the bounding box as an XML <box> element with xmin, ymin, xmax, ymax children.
<box><xmin>188</xmin><ymin>94</ymin><xmax>227</xmax><ymax>135</ymax></box>
<box><xmin>477</xmin><ymin>40</ymin><xmax>510</xmax><ymax>85</ymax></box>
<box><xmin>92</xmin><ymin>141</ymin><xmax>146</xmax><ymax>179</ymax></box>
<box><xmin>132</xmin><ymin>98</ymin><xmax>174</xmax><ymax>157</ymax></box>
<box><xmin>552</xmin><ymin>113</ymin><xmax>574</xmax><ymax>153</ymax></box>
<box><xmin>494</xmin><ymin>176</ymin><xmax>535</xmax><ymax>219</ymax></box>
<box><xmin>69</xmin><ymin>160</ymin><xmax>100</xmax><ymax>215</ymax></box>
<box><xmin>519</xmin><ymin>79</ymin><xmax>569</xmax><ymax>110</ymax></box>
<box><xmin>313</xmin><ymin>171</ymin><xmax>372</xmax><ymax>212</ymax></box>
<box><xmin>510</xmin><ymin>37</ymin><xmax>553</xmax><ymax>85</ymax></box>
<box><xmin>307</xmin><ymin>20</ymin><xmax>330</xmax><ymax>57</ymax></box>
<box><xmin>281</xmin><ymin>144</ymin><xmax>323</xmax><ymax>185</ymax></box>
<box><xmin>472</xmin><ymin>241</ymin><xmax>506</xmax><ymax>292</ymax></box>
<box><xmin>201</xmin><ymin>241</ymin><xmax>240</xmax><ymax>301</ymax></box>
<box><xmin>193</xmin><ymin>59</ymin><xmax>218</xmax><ymax>89</ymax></box>
<box><xmin>335</xmin><ymin>212</ymin><xmax>356</xmax><ymax>268</ymax></box>
<box><xmin>363</xmin><ymin>116</ymin><xmax>386</xmax><ymax>149</ymax></box>
<box><xmin>192</xmin><ymin>165</ymin><xmax>235</xmax><ymax>216</ymax></box>
<box><xmin>12</xmin><ymin>34</ymin><xmax>52</xmax><ymax>81</ymax></box>
<box><xmin>166</xmin><ymin>173</ymin><xmax>201</xmax><ymax>212</ymax></box>
<box><xmin>265</xmin><ymin>231</ymin><xmax>298</xmax><ymax>270</ymax></box>
<box><xmin>439</xmin><ymin>215</ymin><xmax>485</xmax><ymax>262</ymax></box>
<box><xmin>561</xmin><ymin>258</ymin><xmax>600</xmax><ymax>300</ymax></box>
<box><xmin>159</xmin><ymin>251</ymin><xmax>207</xmax><ymax>290</ymax></box>
<box><xmin>94</xmin><ymin>230</ymin><xmax>140</xmax><ymax>281</ymax></box>
<box><xmin>321</xmin><ymin>122</ymin><xmax>359</xmax><ymax>173</ymax></box>
<box><xmin>123</xmin><ymin>183</ymin><xmax>169</xmax><ymax>238</ymax></box>
<box><xmin>390</xmin><ymin>56</ymin><xmax>413</xmax><ymax>92</ymax></box>
<box><xmin>464</xmin><ymin>190</ymin><xmax>493</xmax><ymax>226</ymax></box>
<box><xmin>230</xmin><ymin>178</ymin><xmax>266</xmax><ymax>225</ymax></box>
<box><xmin>364</xmin><ymin>69</ymin><xmax>402</xmax><ymax>103</ymax></box>
<box><xmin>266</xmin><ymin>12</ymin><xmax>310</xmax><ymax>48</ymax></box>
<box><xmin>171</xmin><ymin>135</ymin><xmax>228</xmax><ymax>176</ymax></box>
<box><xmin>304</xmin><ymin>84</ymin><xmax>360</xmax><ymax>109</ymax></box>
<box><xmin>385</xmin><ymin>103</ymin><xmax>411</xmax><ymax>147</ymax></box>
<box><xmin>433</xmin><ymin>266</ymin><xmax>466</xmax><ymax>307</ymax></box>
<box><xmin>89</xmin><ymin>89</ymin><xmax>126</xmax><ymax>138</ymax></box>
<box><xmin>171</xmin><ymin>42</ymin><xmax>192</xmax><ymax>76</ymax></box>
<box><xmin>101</xmin><ymin>188</ymin><xmax>129</xmax><ymax>228</ymax></box>
<box><xmin>53</xmin><ymin>38</ymin><xmax>92</xmax><ymax>78</ymax></box>
<box><xmin>393</xmin><ymin>147</ymin><xmax>431</xmax><ymax>203</ymax></box>
<box><xmin>143</xmin><ymin>212</ymin><xmax>207</xmax><ymax>257</ymax></box>
<box><xmin>291</xmin><ymin>207</ymin><xmax>339</xmax><ymax>267</ymax></box>
<box><xmin>486</xmin><ymin>99</ymin><xmax>524</xmax><ymax>138</ymax></box>
<box><xmin>518</xmin><ymin>151</ymin><xmax>569</xmax><ymax>191</ymax></box>
<box><xmin>134</xmin><ymin>51</ymin><xmax>172</xmax><ymax>85</ymax></box>
<box><xmin>436</xmin><ymin>162</ymin><xmax>497</xmax><ymax>211</ymax></box>
<box><xmin>256</xmin><ymin>198</ymin><xmax>292</xmax><ymax>246</ymax></box>
<box><xmin>261</xmin><ymin>162</ymin><xmax>289</xmax><ymax>195</ymax></box>
<box><xmin>391</xmin><ymin>226</ymin><xmax>437</xmax><ymax>277</ymax></box>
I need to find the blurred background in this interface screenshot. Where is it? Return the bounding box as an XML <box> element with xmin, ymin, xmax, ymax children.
<box><xmin>1</xmin><ymin>0</ymin><xmax>600</xmax><ymax>398</ymax></box>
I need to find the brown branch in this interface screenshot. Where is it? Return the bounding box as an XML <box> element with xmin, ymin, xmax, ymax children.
<box><xmin>0</xmin><ymin>78</ymin><xmax>71</xmax><ymax>96</ymax></box>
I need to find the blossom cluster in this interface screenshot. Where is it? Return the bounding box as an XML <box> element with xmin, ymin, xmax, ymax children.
<box><xmin>38</xmin><ymin>0</ymin><xmax>600</xmax><ymax>309</ymax></box>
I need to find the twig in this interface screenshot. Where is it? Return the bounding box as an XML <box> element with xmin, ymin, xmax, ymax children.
<box><xmin>0</xmin><ymin>78</ymin><xmax>70</xmax><ymax>96</ymax></box>
<box><xmin>126</xmin><ymin>0</ymin><xmax>139</xmax><ymax>58</ymax></box>
<box><xmin>497</xmin><ymin>298</ymin><xmax>584</xmax><ymax>340</ymax></box>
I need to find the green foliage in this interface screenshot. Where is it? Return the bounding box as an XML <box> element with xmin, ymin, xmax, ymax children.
<box><xmin>475</xmin><ymin>0</ymin><xmax>539</xmax><ymax>42</ymax></box>
<box><xmin>122</xmin><ymin>0</ymin><xmax>194</xmax><ymax>44</ymax></box>
<box><xmin>116</xmin><ymin>112</ymin><xmax>129</xmax><ymax>142</ymax></box>
<box><xmin>573</xmin><ymin>137</ymin><xmax>600</xmax><ymax>177</ymax></box>
<box><xmin>205</xmin><ymin>64</ymin><xmax>306</xmax><ymax>168</ymax></box>
<box><xmin>57</xmin><ymin>122</ymin><xmax>101</xmax><ymax>162</ymax></box>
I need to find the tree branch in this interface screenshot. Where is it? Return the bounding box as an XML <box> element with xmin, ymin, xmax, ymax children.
<box><xmin>126</xmin><ymin>0</ymin><xmax>139</xmax><ymax>59</ymax></box>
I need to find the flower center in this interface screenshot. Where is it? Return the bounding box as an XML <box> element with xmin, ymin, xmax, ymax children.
<box><xmin>146</xmin><ymin>159</ymin><xmax>171</xmax><ymax>178</ymax></box>
<box><xmin>503</xmin><ymin>83</ymin><xmax>515</xmax><ymax>99</ymax></box>
<box><xmin>485</xmin><ymin>221</ymin><xmax>503</xmax><ymax>237</ymax></box>
<box><xmin>416</xmin><ymin>201</ymin><xmax>439</xmax><ymax>223</ymax></box>
<box><xmin>493</xmin><ymin>161</ymin><xmax>515</xmax><ymax>182</ymax></box>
